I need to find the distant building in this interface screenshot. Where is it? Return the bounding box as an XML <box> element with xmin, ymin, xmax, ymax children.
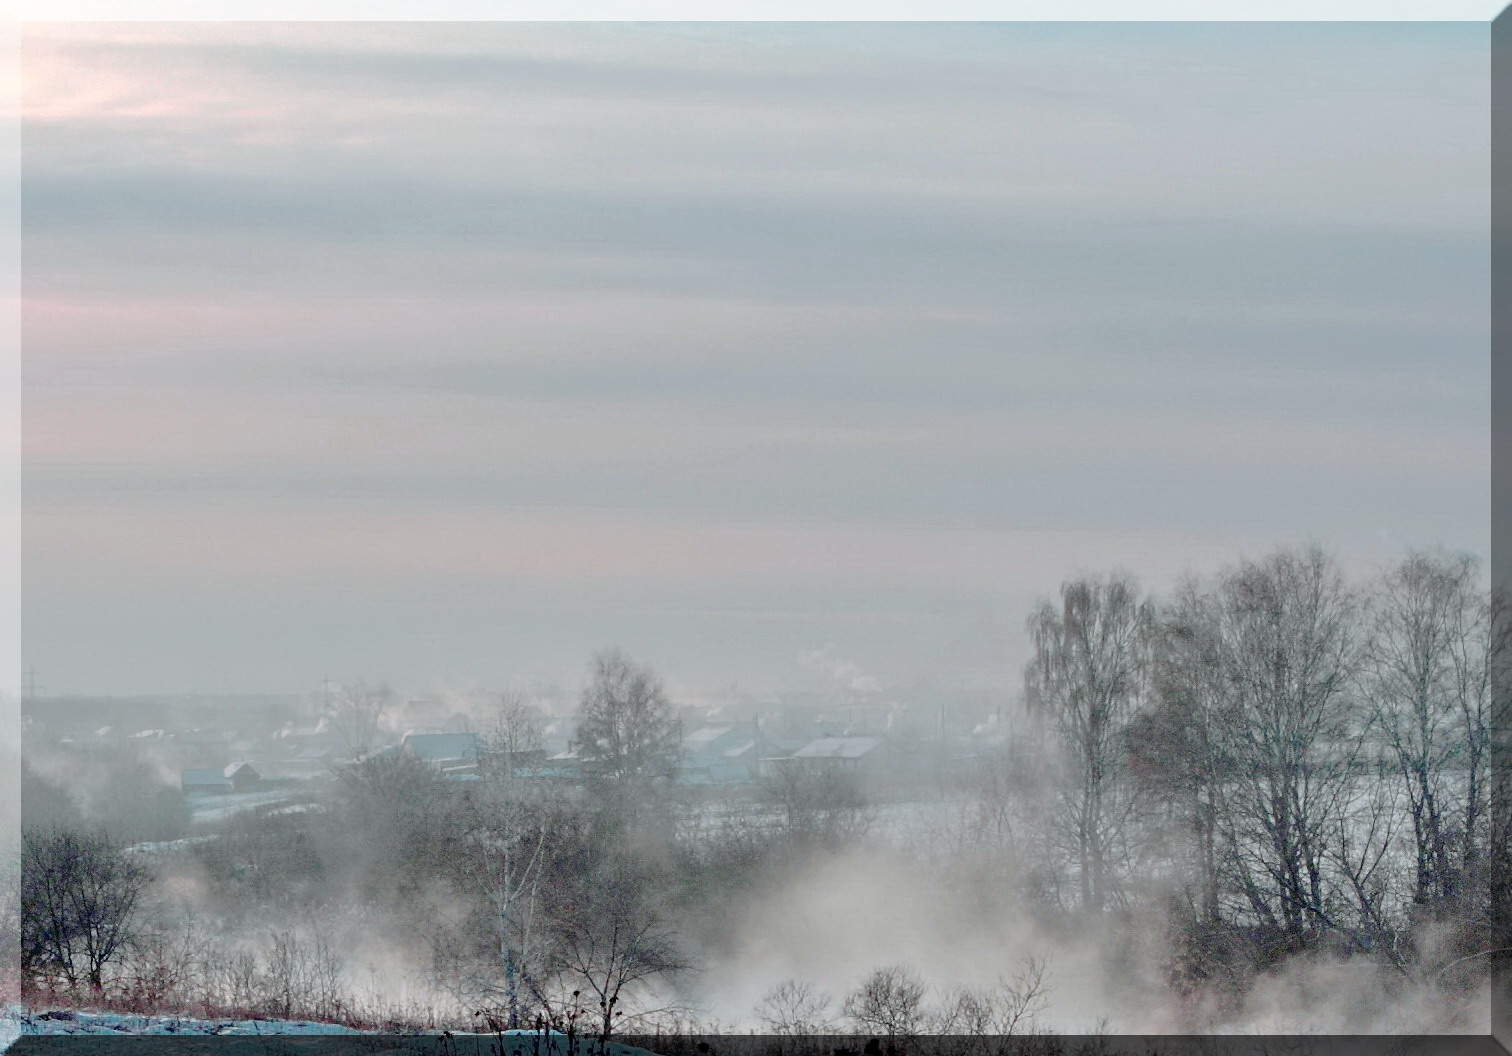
<box><xmin>180</xmin><ymin>768</ymin><xmax>231</xmax><ymax>794</ymax></box>
<box><xmin>686</xmin><ymin>723</ymin><xmax>756</xmax><ymax>780</ymax></box>
<box><xmin>224</xmin><ymin>761</ymin><xmax>261</xmax><ymax>792</ymax></box>
<box><xmin>400</xmin><ymin>731</ymin><xmax>483</xmax><ymax>765</ymax></box>
<box><xmin>399</xmin><ymin>731</ymin><xmax>486</xmax><ymax>778</ymax></box>
<box><xmin>680</xmin><ymin>722</ymin><xmax>783</xmax><ymax>785</ymax></box>
<box><xmin>181</xmin><ymin>761</ymin><xmax>263</xmax><ymax>794</ymax></box>
<box><xmin>785</xmin><ymin>735</ymin><xmax>901</xmax><ymax>775</ymax></box>
<box><xmin>683</xmin><ymin>724</ymin><xmax>750</xmax><ymax>756</ymax></box>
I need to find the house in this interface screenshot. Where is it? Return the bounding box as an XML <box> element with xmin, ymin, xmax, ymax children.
<box><xmin>785</xmin><ymin>735</ymin><xmax>901</xmax><ymax>775</ymax></box>
<box><xmin>400</xmin><ymin>732</ymin><xmax>485</xmax><ymax>775</ymax></box>
<box><xmin>181</xmin><ymin>761</ymin><xmax>263</xmax><ymax>794</ymax></box>
<box><xmin>682</xmin><ymin>724</ymin><xmax>747</xmax><ymax>760</ymax></box>
<box><xmin>224</xmin><ymin>761</ymin><xmax>261</xmax><ymax>793</ymax></box>
<box><xmin>181</xmin><ymin>768</ymin><xmax>231</xmax><ymax>794</ymax></box>
<box><xmin>680</xmin><ymin>723</ymin><xmax>782</xmax><ymax>785</ymax></box>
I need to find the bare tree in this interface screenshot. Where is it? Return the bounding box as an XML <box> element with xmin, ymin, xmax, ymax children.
<box><xmin>1127</xmin><ymin>576</ymin><xmax>1233</xmax><ymax>927</ymax></box>
<box><xmin>1326</xmin><ymin>774</ymin><xmax>1404</xmax><ymax>965</ymax></box>
<box><xmin>477</xmin><ymin>690</ymin><xmax>554</xmax><ymax>1029</ymax></box>
<box><xmin>325</xmin><ymin>679</ymin><xmax>393</xmax><ymax>759</ymax></box>
<box><xmin>842</xmin><ymin>965</ymin><xmax>926</xmax><ymax>1038</ymax></box>
<box><xmin>1024</xmin><ymin>572</ymin><xmax>1153</xmax><ymax>913</ymax></box>
<box><xmin>1205</xmin><ymin>545</ymin><xmax>1363</xmax><ymax>949</ymax></box>
<box><xmin>0</xmin><ymin>862</ymin><xmax>19</xmax><ymax>1005</ymax></box>
<box><xmin>1365</xmin><ymin>551</ymin><xmax>1490</xmax><ymax>914</ymax></box>
<box><xmin>573</xmin><ymin>650</ymin><xmax>682</xmax><ymax>787</ymax></box>
<box><xmin>994</xmin><ymin>954</ymin><xmax>1051</xmax><ymax>1035</ymax></box>
<box><xmin>327</xmin><ymin>750</ymin><xmax>450</xmax><ymax>905</ymax></box>
<box><xmin>543</xmin><ymin>865</ymin><xmax>688</xmax><ymax>1040</ymax></box>
<box><xmin>446</xmin><ymin>780</ymin><xmax>555</xmax><ymax>1028</ymax></box>
<box><xmin>929</xmin><ymin>984</ymin><xmax>997</xmax><ymax>1036</ymax></box>
<box><xmin>930</xmin><ymin>955</ymin><xmax>1049</xmax><ymax>1037</ymax></box>
<box><xmin>479</xmin><ymin>689</ymin><xmax>546</xmax><ymax>782</ymax></box>
<box><xmin>119</xmin><ymin>916</ymin><xmax>209</xmax><ymax>1011</ymax></box>
<box><xmin>755</xmin><ymin>978</ymin><xmax>836</xmax><ymax>1034</ymax></box>
<box><xmin>1483</xmin><ymin>586</ymin><xmax>1512</xmax><ymax>962</ymax></box>
<box><xmin>22</xmin><ymin>828</ymin><xmax>148</xmax><ymax>993</ymax></box>
<box><xmin>258</xmin><ymin>928</ymin><xmax>346</xmax><ymax>1021</ymax></box>
<box><xmin>763</xmin><ymin>763</ymin><xmax>873</xmax><ymax>851</ymax></box>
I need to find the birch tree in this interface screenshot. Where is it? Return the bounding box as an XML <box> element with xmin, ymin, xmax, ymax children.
<box><xmin>1205</xmin><ymin>545</ymin><xmax>1363</xmax><ymax>948</ymax></box>
<box><xmin>1024</xmin><ymin>572</ymin><xmax>1152</xmax><ymax>913</ymax></box>
<box><xmin>1364</xmin><ymin>551</ymin><xmax>1490</xmax><ymax>914</ymax></box>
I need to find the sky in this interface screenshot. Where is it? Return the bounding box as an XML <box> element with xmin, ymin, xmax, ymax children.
<box><xmin>20</xmin><ymin>22</ymin><xmax>1491</xmax><ymax>701</ymax></box>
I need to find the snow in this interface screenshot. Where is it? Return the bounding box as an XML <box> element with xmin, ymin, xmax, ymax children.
<box><xmin>7</xmin><ymin>1008</ymin><xmax>365</xmax><ymax>1036</ymax></box>
<box><xmin>2</xmin><ymin>1009</ymin><xmax>670</xmax><ymax>1056</ymax></box>
<box><xmin>0</xmin><ymin>1009</ymin><xmax>668</xmax><ymax>1056</ymax></box>
<box><xmin>124</xmin><ymin>834</ymin><xmax>220</xmax><ymax>857</ymax></box>
<box><xmin>185</xmin><ymin>788</ymin><xmax>297</xmax><ymax>824</ymax></box>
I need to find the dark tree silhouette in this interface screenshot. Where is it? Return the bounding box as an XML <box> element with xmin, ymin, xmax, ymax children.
<box><xmin>22</xmin><ymin>828</ymin><xmax>147</xmax><ymax>993</ymax></box>
<box><xmin>573</xmin><ymin>650</ymin><xmax>682</xmax><ymax>787</ymax></box>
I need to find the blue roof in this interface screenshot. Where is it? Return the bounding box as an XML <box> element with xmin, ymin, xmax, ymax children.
<box><xmin>791</xmin><ymin>736</ymin><xmax>887</xmax><ymax>759</ymax></box>
<box><xmin>182</xmin><ymin>769</ymin><xmax>229</xmax><ymax>787</ymax></box>
<box><xmin>401</xmin><ymin>732</ymin><xmax>484</xmax><ymax>763</ymax></box>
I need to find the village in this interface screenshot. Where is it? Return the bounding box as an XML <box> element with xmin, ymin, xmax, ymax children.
<box><xmin>13</xmin><ymin>552</ymin><xmax>1501</xmax><ymax>1038</ymax></box>
<box><xmin>19</xmin><ymin>681</ymin><xmax>1023</xmax><ymax>831</ymax></box>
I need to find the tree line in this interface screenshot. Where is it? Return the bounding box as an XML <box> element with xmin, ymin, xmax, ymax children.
<box><xmin>12</xmin><ymin>545</ymin><xmax>1506</xmax><ymax>1034</ymax></box>
<box><xmin>1013</xmin><ymin>544</ymin><xmax>1503</xmax><ymax>1011</ymax></box>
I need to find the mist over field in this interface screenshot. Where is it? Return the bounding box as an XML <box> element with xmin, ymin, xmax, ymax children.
<box><xmin>12</xmin><ymin>545</ymin><xmax>1504</xmax><ymax>1038</ymax></box>
<box><xmin>12</xmin><ymin>20</ymin><xmax>1495</xmax><ymax>1044</ymax></box>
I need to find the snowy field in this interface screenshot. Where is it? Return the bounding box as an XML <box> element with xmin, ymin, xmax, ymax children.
<box><xmin>185</xmin><ymin>788</ymin><xmax>299</xmax><ymax>825</ymax></box>
<box><xmin>2</xmin><ymin>1010</ymin><xmax>669</xmax><ymax>1056</ymax></box>
<box><xmin>8</xmin><ymin>1008</ymin><xmax>364</xmax><ymax>1035</ymax></box>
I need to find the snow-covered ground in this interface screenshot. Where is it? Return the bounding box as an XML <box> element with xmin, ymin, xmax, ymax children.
<box><xmin>1</xmin><ymin>1009</ymin><xmax>667</xmax><ymax>1056</ymax></box>
<box><xmin>124</xmin><ymin>834</ymin><xmax>221</xmax><ymax>858</ymax></box>
<box><xmin>185</xmin><ymin>788</ymin><xmax>298</xmax><ymax>824</ymax></box>
<box><xmin>7</xmin><ymin>1008</ymin><xmax>364</xmax><ymax>1035</ymax></box>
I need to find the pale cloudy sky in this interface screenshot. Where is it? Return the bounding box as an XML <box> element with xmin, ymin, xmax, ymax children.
<box><xmin>21</xmin><ymin>22</ymin><xmax>1489</xmax><ymax>699</ymax></box>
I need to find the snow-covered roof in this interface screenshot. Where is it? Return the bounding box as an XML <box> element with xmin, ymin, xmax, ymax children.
<box><xmin>790</xmin><ymin>736</ymin><xmax>887</xmax><ymax>759</ymax></box>
<box><xmin>682</xmin><ymin>725</ymin><xmax>737</xmax><ymax>752</ymax></box>
<box><xmin>401</xmin><ymin>732</ymin><xmax>483</xmax><ymax>763</ymax></box>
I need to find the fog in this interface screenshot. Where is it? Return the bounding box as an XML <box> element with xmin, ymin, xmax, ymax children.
<box><xmin>13</xmin><ymin>19</ymin><xmax>1494</xmax><ymax>1046</ymax></box>
<box><xmin>11</xmin><ymin>546</ymin><xmax>1501</xmax><ymax>1039</ymax></box>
